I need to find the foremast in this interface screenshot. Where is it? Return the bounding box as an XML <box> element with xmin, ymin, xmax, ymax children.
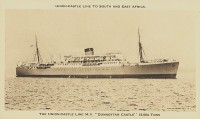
<box><xmin>34</xmin><ymin>35</ymin><xmax>43</xmax><ymax>64</ymax></box>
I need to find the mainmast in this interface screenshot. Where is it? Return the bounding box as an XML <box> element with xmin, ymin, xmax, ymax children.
<box><xmin>138</xmin><ymin>28</ymin><xmax>145</xmax><ymax>62</ymax></box>
<box><xmin>34</xmin><ymin>35</ymin><xmax>43</xmax><ymax>64</ymax></box>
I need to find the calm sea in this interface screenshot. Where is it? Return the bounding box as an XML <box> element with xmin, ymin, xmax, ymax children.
<box><xmin>5</xmin><ymin>71</ymin><xmax>196</xmax><ymax>111</ymax></box>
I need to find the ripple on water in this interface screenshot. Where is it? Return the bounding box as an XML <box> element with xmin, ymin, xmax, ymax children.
<box><xmin>5</xmin><ymin>74</ymin><xmax>196</xmax><ymax>111</ymax></box>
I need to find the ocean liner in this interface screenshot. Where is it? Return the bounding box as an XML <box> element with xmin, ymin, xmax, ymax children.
<box><xmin>16</xmin><ymin>29</ymin><xmax>179</xmax><ymax>78</ymax></box>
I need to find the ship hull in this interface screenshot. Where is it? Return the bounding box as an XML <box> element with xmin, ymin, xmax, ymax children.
<box><xmin>16</xmin><ymin>74</ymin><xmax>177</xmax><ymax>79</ymax></box>
<box><xmin>16</xmin><ymin>62</ymin><xmax>179</xmax><ymax>79</ymax></box>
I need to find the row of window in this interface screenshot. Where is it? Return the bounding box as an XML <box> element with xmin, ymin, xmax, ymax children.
<box><xmin>56</xmin><ymin>62</ymin><xmax>119</xmax><ymax>66</ymax></box>
<box><xmin>49</xmin><ymin>68</ymin><xmax>112</xmax><ymax>71</ymax></box>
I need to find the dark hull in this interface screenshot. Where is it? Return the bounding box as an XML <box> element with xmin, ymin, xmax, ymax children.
<box><xmin>16</xmin><ymin>62</ymin><xmax>179</xmax><ymax>79</ymax></box>
<box><xmin>16</xmin><ymin>74</ymin><xmax>177</xmax><ymax>79</ymax></box>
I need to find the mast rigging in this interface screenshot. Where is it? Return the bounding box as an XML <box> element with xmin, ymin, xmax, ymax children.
<box><xmin>138</xmin><ymin>28</ymin><xmax>145</xmax><ymax>62</ymax></box>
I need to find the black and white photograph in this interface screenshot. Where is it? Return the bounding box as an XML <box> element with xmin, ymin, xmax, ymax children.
<box><xmin>0</xmin><ymin>1</ymin><xmax>200</xmax><ymax>119</ymax></box>
<box><xmin>5</xmin><ymin>10</ymin><xmax>196</xmax><ymax>111</ymax></box>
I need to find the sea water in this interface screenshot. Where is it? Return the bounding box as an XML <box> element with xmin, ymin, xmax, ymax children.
<box><xmin>5</xmin><ymin>71</ymin><xmax>195</xmax><ymax>111</ymax></box>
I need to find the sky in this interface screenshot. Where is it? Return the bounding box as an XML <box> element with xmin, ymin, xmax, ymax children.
<box><xmin>5</xmin><ymin>10</ymin><xmax>197</xmax><ymax>76</ymax></box>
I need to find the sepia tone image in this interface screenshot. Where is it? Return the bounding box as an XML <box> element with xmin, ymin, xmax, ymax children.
<box><xmin>5</xmin><ymin>10</ymin><xmax>196</xmax><ymax>111</ymax></box>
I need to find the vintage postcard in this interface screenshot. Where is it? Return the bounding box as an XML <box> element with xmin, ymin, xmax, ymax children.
<box><xmin>0</xmin><ymin>0</ymin><xmax>200</xmax><ymax>119</ymax></box>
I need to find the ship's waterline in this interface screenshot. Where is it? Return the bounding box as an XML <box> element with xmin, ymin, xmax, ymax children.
<box><xmin>16</xmin><ymin>62</ymin><xmax>179</xmax><ymax>78</ymax></box>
